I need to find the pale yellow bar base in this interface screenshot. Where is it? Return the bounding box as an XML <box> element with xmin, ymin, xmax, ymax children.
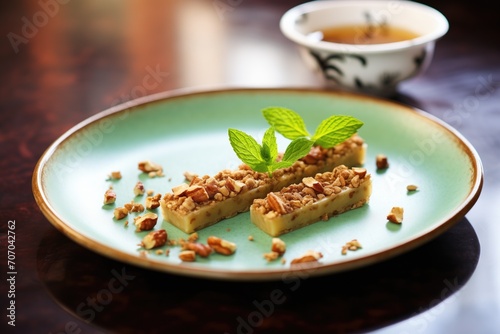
<box><xmin>250</xmin><ymin>176</ymin><xmax>372</xmax><ymax>237</ymax></box>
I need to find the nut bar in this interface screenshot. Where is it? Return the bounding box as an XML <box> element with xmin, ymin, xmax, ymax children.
<box><xmin>250</xmin><ymin>165</ymin><xmax>372</xmax><ymax>236</ymax></box>
<box><xmin>160</xmin><ymin>135</ymin><xmax>366</xmax><ymax>233</ymax></box>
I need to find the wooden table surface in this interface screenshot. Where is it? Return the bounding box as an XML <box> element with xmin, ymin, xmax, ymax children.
<box><xmin>1</xmin><ymin>0</ymin><xmax>499</xmax><ymax>333</ymax></box>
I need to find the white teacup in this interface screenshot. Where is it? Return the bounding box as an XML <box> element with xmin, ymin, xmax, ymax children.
<box><xmin>280</xmin><ymin>0</ymin><xmax>449</xmax><ymax>96</ymax></box>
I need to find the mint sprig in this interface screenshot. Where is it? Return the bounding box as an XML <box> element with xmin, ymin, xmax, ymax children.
<box><xmin>228</xmin><ymin>128</ymin><xmax>313</xmax><ymax>176</ymax></box>
<box><xmin>262</xmin><ymin>107</ymin><xmax>363</xmax><ymax>148</ymax></box>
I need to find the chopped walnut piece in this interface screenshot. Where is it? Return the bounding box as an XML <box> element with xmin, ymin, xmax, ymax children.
<box><xmin>387</xmin><ymin>207</ymin><xmax>404</xmax><ymax>224</ymax></box>
<box><xmin>134</xmin><ymin>213</ymin><xmax>158</xmax><ymax>231</ymax></box>
<box><xmin>341</xmin><ymin>239</ymin><xmax>362</xmax><ymax>255</ymax></box>
<box><xmin>207</xmin><ymin>236</ymin><xmax>237</xmax><ymax>255</ymax></box>
<box><xmin>183</xmin><ymin>171</ymin><xmax>198</xmax><ymax>182</ymax></box>
<box><xmin>271</xmin><ymin>238</ymin><xmax>286</xmax><ymax>255</ymax></box>
<box><xmin>185</xmin><ymin>185</ymin><xmax>210</xmax><ymax>203</ymax></box>
<box><xmin>182</xmin><ymin>242</ymin><xmax>212</xmax><ymax>257</ymax></box>
<box><xmin>141</xmin><ymin>229</ymin><xmax>167</xmax><ymax>249</ymax></box>
<box><xmin>145</xmin><ymin>194</ymin><xmax>161</xmax><ymax>210</ymax></box>
<box><xmin>376</xmin><ymin>154</ymin><xmax>389</xmax><ymax>169</ymax></box>
<box><xmin>138</xmin><ymin>160</ymin><xmax>164</xmax><ymax>178</ymax></box>
<box><xmin>263</xmin><ymin>251</ymin><xmax>280</xmax><ymax>262</ymax></box>
<box><xmin>109</xmin><ymin>171</ymin><xmax>122</xmax><ymax>180</ymax></box>
<box><xmin>103</xmin><ymin>188</ymin><xmax>116</xmax><ymax>205</ymax></box>
<box><xmin>302</xmin><ymin>177</ymin><xmax>324</xmax><ymax>193</ymax></box>
<box><xmin>187</xmin><ymin>232</ymin><xmax>199</xmax><ymax>242</ymax></box>
<box><xmin>125</xmin><ymin>201</ymin><xmax>145</xmax><ymax>213</ymax></box>
<box><xmin>134</xmin><ymin>181</ymin><xmax>146</xmax><ymax>196</ymax></box>
<box><xmin>113</xmin><ymin>207</ymin><xmax>128</xmax><ymax>220</ymax></box>
<box><xmin>290</xmin><ymin>250</ymin><xmax>323</xmax><ymax>265</ymax></box>
<box><xmin>407</xmin><ymin>184</ymin><xmax>418</xmax><ymax>192</ymax></box>
<box><xmin>178</xmin><ymin>250</ymin><xmax>196</xmax><ymax>262</ymax></box>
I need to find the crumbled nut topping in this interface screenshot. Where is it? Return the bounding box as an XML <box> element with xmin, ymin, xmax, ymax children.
<box><xmin>253</xmin><ymin>165</ymin><xmax>369</xmax><ymax>216</ymax></box>
<box><xmin>183</xmin><ymin>171</ymin><xmax>198</xmax><ymax>182</ymax></box>
<box><xmin>145</xmin><ymin>194</ymin><xmax>161</xmax><ymax>210</ymax></box>
<box><xmin>387</xmin><ymin>206</ymin><xmax>404</xmax><ymax>224</ymax></box>
<box><xmin>162</xmin><ymin>136</ymin><xmax>364</xmax><ymax>215</ymax></box>
<box><xmin>376</xmin><ymin>154</ymin><xmax>389</xmax><ymax>169</ymax></box>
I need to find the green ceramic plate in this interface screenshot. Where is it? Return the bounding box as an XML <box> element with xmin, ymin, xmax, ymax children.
<box><xmin>33</xmin><ymin>88</ymin><xmax>483</xmax><ymax>280</ymax></box>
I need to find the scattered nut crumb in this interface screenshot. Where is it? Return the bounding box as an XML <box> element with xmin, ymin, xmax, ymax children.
<box><xmin>124</xmin><ymin>220</ymin><xmax>129</xmax><ymax>227</ymax></box>
<box><xmin>134</xmin><ymin>213</ymin><xmax>158</xmax><ymax>231</ymax></box>
<box><xmin>281</xmin><ymin>258</ymin><xmax>286</xmax><ymax>265</ymax></box>
<box><xmin>341</xmin><ymin>239</ymin><xmax>362</xmax><ymax>255</ymax></box>
<box><xmin>248</xmin><ymin>235</ymin><xmax>254</xmax><ymax>241</ymax></box>
<box><xmin>387</xmin><ymin>206</ymin><xmax>404</xmax><ymax>224</ymax></box>
<box><xmin>103</xmin><ymin>188</ymin><xmax>116</xmax><ymax>205</ymax></box>
<box><xmin>290</xmin><ymin>250</ymin><xmax>323</xmax><ymax>265</ymax></box>
<box><xmin>263</xmin><ymin>251</ymin><xmax>280</xmax><ymax>262</ymax></box>
<box><xmin>207</xmin><ymin>236</ymin><xmax>237</xmax><ymax>255</ymax></box>
<box><xmin>226</xmin><ymin>228</ymin><xmax>231</xmax><ymax>232</ymax></box>
<box><xmin>147</xmin><ymin>189</ymin><xmax>154</xmax><ymax>196</ymax></box>
<box><xmin>113</xmin><ymin>207</ymin><xmax>128</xmax><ymax>220</ymax></box>
<box><xmin>187</xmin><ymin>232</ymin><xmax>199</xmax><ymax>242</ymax></box>
<box><xmin>182</xmin><ymin>241</ymin><xmax>213</xmax><ymax>257</ymax></box>
<box><xmin>271</xmin><ymin>238</ymin><xmax>286</xmax><ymax>256</ymax></box>
<box><xmin>165</xmin><ymin>249</ymin><xmax>170</xmax><ymax>256</ymax></box>
<box><xmin>376</xmin><ymin>154</ymin><xmax>389</xmax><ymax>169</ymax></box>
<box><xmin>145</xmin><ymin>194</ymin><xmax>161</xmax><ymax>210</ymax></box>
<box><xmin>138</xmin><ymin>160</ymin><xmax>164</xmax><ymax>178</ymax></box>
<box><xmin>125</xmin><ymin>201</ymin><xmax>145</xmax><ymax>213</ymax></box>
<box><xmin>179</xmin><ymin>250</ymin><xmax>196</xmax><ymax>262</ymax></box>
<box><xmin>140</xmin><ymin>229</ymin><xmax>167</xmax><ymax>249</ymax></box>
<box><xmin>108</xmin><ymin>171</ymin><xmax>122</xmax><ymax>180</ymax></box>
<box><xmin>156</xmin><ymin>249</ymin><xmax>163</xmax><ymax>255</ymax></box>
<box><xmin>134</xmin><ymin>181</ymin><xmax>146</xmax><ymax>196</ymax></box>
<box><xmin>407</xmin><ymin>184</ymin><xmax>418</xmax><ymax>192</ymax></box>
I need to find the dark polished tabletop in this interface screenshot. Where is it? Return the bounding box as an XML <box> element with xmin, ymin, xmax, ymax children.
<box><xmin>1</xmin><ymin>0</ymin><xmax>499</xmax><ymax>333</ymax></box>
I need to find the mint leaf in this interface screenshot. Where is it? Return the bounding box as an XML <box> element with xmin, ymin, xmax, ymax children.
<box><xmin>282</xmin><ymin>137</ymin><xmax>314</xmax><ymax>163</ymax></box>
<box><xmin>262</xmin><ymin>107</ymin><xmax>310</xmax><ymax>140</ymax></box>
<box><xmin>311</xmin><ymin>115</ymin><xmax>364</xmax><ymax>148</ymax></box>
<box><xmin>261</xmin><ymin>127</ymin><xmax>278</xmax><ymax>164</ymax></box>
<box><xmin>228</xmin><ymin>128</ymin><xmax>266</xmax><ymax>171</ymax></box>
